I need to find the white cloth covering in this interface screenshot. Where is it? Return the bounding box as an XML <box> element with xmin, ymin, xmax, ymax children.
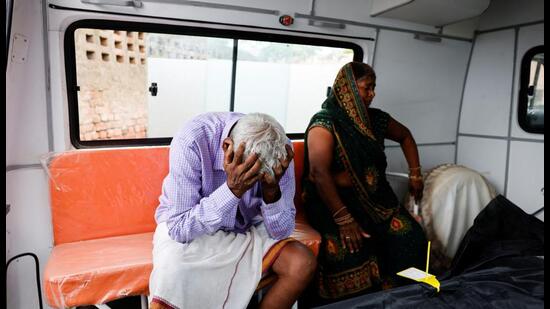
<box><xmin>149</xmin><ymin>222</ymin><xmax>278</xmax><ymax>309</ymax></box>
<box><xmin>420</xmin><ymin>164</ymin><xmax>497</xmax><ymax>259</ymax></box>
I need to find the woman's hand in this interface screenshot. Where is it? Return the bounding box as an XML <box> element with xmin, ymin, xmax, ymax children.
<box><xmin>409</xmin><ymin>177</ymin><xmax>424</xmax><ymax>204</ymax></box>
<box><xmin>338</xmin><ymin>220</ymin><xmax>370</xmax><ymax>254</ymax></box>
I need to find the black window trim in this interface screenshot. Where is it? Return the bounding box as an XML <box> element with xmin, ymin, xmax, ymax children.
<box><xmin>64</xmin><ymin>19</ymin><xmax>364</xmax><ymax>148</ymax></box>
<box><xmin>517</xmin><ymin>45</ymin><xmax>544</xmax><ymax>134</ymax></box>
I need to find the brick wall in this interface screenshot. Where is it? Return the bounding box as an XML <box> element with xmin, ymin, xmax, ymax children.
<box><xmin>75</xmin><ymin>29</ymin><xmax>148</xmax><ymax>141</ymax></box>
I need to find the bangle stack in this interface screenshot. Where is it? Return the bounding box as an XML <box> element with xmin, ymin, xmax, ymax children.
<box><xmin>409</xmin><ymin>166</ymin><xmax>422</xmax><ymax>181</ymax></box>
<box><xmin>332</xmin><ymin>206</ymin><xmax>355</xmax><ymax>226</ymax></box>
<box><xmin>332</xmin><ymin>206</ymin><xmax>346</xmax><ymax>218</ymax></box>
<box><xmin>334</xmin><ymin>213</ymin><xmax>355</xmax><ymax>226</ymax></box>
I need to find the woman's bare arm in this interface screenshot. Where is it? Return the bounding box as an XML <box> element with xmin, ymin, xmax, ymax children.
<box><xmin>307</xmin><ymin>126</ymin><xmax>369</xmax><ymax>253</ymax></box>
<box><xmin>385</xmin><ymin>116</ymin><xmax>423</xmax><ymax>202</ymax></box>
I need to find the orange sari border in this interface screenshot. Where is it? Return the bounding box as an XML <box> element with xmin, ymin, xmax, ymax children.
<box><xmin>151</xmin><ymin>296</ymin><xmax>178</xmax><ymax>309</ymax></box>
<box><xmin>255</xmin><ymin>237</ymin><xmax>296</xmax><ymax>291</ymax></box>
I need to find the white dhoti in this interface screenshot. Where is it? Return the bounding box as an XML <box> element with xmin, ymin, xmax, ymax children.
<box><xmin>149</xmin><ymin>222</ymin><xmax>285</xmax><ymax>309</ymax></box>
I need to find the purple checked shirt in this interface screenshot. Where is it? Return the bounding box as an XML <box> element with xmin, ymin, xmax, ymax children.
<box><xmin>155</xmin><ymin>112</ymin><xmax>296</xmax><ymax>243</ymax></box>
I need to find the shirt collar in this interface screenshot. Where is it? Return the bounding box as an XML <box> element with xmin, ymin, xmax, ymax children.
<box><xmin>214</xmin><ymin>113</ymin><xmax>243</xmax><ymax>171</ymax></box>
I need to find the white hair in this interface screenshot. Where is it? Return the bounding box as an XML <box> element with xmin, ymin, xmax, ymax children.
<box><xmin>229</xmin><ymin>113</ymin><xmax>288</xmax><ymax>177</ymax></box>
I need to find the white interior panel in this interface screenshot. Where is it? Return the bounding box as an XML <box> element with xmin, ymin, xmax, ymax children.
<box><xmin>372</xmin><ymin>29</ymin><xmax>470</xmax><ymax>144</ymax></box>
<box><xmin>477</xmin><ymin>0</ymin><xmax>544</xmax><ymax>31</ymax></box>
<box><xmin>6</xmin><ymin>169</ymin><xmax>54</xmax><ymax>309</ymax></box>
<box><xmin>385</xmin><ymin>144</ymin><xmax>455</xmax><ymax>173</ymax></box>
<box><xmin>6</xmin><ymin>0</ymin><xmax>50</xmax><ymax>165</ymax></box>
<box><xmin>459</xmin><ymin>30</ymin><xmax>515</xmax><ymax>137</ymax></box>
<box><xmin>7</xmin><ymin>256</ymin><xmax>43</xmax><ymax>309</ymax></box>
<box><xmin>48</xmin><ymin>0</ymin><xmax>310</xmax><ymax>31</ymax></box>
<box><xmin>506</xmin><ymin>141</ymin><xmax>544</xmax><ymax>217</ymax></box>
<box><xmin>456</xmin><ymin>136</ymin><xmax>507</xmax><ymax>194</ymax></box>
<box><xmin>315</xmin><ymin>0</ymin><xmax>435</xmax><ymax>33</ymax></box>
<box><xmin>441</xmin><ymin>16</ymin><xmax>480</xmax><ymax>39</ymax></box>
<box><xmin>48</xmin><ymin>0</ymin><xmax>380</xmax><ymax>42</ymax></box>
<box><xmin>510</xmin><ymin>23</ymin><xmax>545</xmax><ymax>140</ymax></box>
<box><xmin>47</xmin><ymin>30</ymin><xmax>72</xmax><ymax>152</ymax></box>
<box><xmin>370</xmin><ymin>0</ymin><xmax>490</xmax><ymax>27</ymax></box>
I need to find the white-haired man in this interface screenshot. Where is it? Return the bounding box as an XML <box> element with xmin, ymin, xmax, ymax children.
<box><xmin>149</xmin><ymin>112</ymin><xmax>316</xmax><ymax>309</ymax></box>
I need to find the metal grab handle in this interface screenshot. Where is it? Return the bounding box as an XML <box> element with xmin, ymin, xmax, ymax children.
<box><xmin>6</xmin><ymin>253</ymin><xmax>43</xmax><ymax>309</ymax></box>
<box><xmin>81</xmin><ymin>0</ymin><xmax>143</xmax><ymax>8</ymax></box>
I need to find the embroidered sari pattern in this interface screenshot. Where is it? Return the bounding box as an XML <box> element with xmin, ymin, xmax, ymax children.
<box><xmin>318</xmin><ymin>259</ymin><xmax>381</xmax><ymax>299</ymax></box>
<box><xmin>303</xmin><ymin>62</ymin><xmax>428</xmax><ymax>304</ymax></box>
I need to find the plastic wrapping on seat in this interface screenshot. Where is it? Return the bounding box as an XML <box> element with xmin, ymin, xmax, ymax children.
<box><xmin>42</xmin><ymin>142</ymin><xmax>321</xmax><ymax>307</ymax></box>
<box><xmin>292</xmin><ymin>219</ymin><xmax>321</xmax><ymax>256</ymax></box>
<box><xmin>44</xmin><ymin>232</ymin><xmax>154</xmax><ymax>308</ymax></box>
<box><xmin>291</xmin><ymin>140</ymin><xmax>321</xmax><ymax>255</ymax></box>
<box><xmin>43</xmin><ymin>147</ymin><xmax>170</xmax><ymax>245</ymax></box>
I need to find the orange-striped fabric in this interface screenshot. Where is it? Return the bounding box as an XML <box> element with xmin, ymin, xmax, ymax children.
<box><xmin>256</xmin><ymin>238</ymin><xmax>297</xmax><ymax>291</ymax></box>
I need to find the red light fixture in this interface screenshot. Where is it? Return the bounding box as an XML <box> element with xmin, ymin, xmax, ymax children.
<box><xmin>279</xmin><ymin>15</ymin><xmax>294</xmax><ymax>26</ymax></box>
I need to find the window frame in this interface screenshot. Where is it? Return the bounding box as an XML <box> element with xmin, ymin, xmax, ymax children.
<box><xmin>64</xmin><ymin>19</ymin><xmax>363</xmax><ymax>148</ymax></box>
<box><xmin>517</xmin><ymin>45</ymin><xmax>544</xmax><ymax>134</ymax></box>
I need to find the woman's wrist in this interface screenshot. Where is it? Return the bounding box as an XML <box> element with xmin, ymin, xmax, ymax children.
<box><xmin>332</xmin><ymin>204</ymin><xmax>355</xmax><ymax>225</ymax></box>
<box><xmin>332</xmin><ymin>206</ymin><xmax>346</xmax><ymax>218</ymax></box>
<box><xmin>408</xmin><ymin>165</ymin><xmax>422</xmax><ymax>179</ymax></box>
<box><xmin>334</xmin><ymin>213</ymin><xmax>355</xmax><ymax>226</ymax></box>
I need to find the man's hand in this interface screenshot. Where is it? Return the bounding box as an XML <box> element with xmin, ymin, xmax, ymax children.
<box><xmin>223</xmin><ymin>138</ymin><xmax>263</xmax><ymax>198</ymax></box>
<box><xmin>261</xmin><ymin>144</ymin><xmax>294</xmax><ymax>203</ymax></box>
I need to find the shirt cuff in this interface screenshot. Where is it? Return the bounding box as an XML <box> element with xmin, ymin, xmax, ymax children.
<box><xmin>210</xmin><ymin>182</ymin><xmax>240</xmax><ymax>228</ymax></box>
<box><xmin>260</xmin><ymin>196</ymin><xmax>288</xmax><ymax>218</ymax></box>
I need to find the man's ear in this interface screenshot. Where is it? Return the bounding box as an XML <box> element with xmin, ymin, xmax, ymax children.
<box><xmin>222</xmin><ymin>137</ymin><xmax>232</xmax><ymax>151</ymax></box>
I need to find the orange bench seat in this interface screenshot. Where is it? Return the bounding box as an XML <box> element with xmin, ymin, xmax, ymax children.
<box><xmin>43</xmin><ymin>141</ymin><xmax>320</xmax><ymax>307</ymax></box>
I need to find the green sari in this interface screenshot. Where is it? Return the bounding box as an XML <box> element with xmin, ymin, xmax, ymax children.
<box><xmin>303</xmin><ymin>63</ymin><xmax>427</xmax><ymax>304</ymax></box>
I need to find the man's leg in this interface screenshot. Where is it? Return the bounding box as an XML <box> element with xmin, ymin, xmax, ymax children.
<box><xmin>260</xmin><ymin>242</ymin><xmax>317</xmax><ymax>309</ymax></box>
<box><xmin>149</xmin><ymin>302</ymin><xmax>166</xmax><ymax>309</ymax></box>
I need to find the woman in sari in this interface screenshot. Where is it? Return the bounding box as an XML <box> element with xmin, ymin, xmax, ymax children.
<box><xmin>303</xmin><ymin>62</ymin><xmax>427</xmax><ymax>305</ymax></box>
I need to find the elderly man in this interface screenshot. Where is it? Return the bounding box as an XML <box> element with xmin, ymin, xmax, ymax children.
<box><xmin>149</xmin><ymin>112</ymin><xmax>316</xmax><ymax>309</ymax></box>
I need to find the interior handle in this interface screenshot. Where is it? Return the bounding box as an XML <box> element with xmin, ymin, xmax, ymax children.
<box><xmin>81</xmin><ymin>0</ymin><xmax>143</xmax><ymax>8</ymax></box>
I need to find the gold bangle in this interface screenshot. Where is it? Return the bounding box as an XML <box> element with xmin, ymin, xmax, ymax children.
<box><xmin>409</xmin><ymin>175</ymin><xmax>423</xmax><ymax>181</ymax></box>
<box><xmin>332</xmin><ymin>206</ymin><xmax>347</xmax><ymax>218</ymax></box>
<box><xmin>409</xmin><ymin>166</ymin><xmax>421</xmax><ymax>171</ymax></box>
<box><xmin>334</xmin><ymin>213</ymin><xmax>354</xmax><ymax>225</ymax></box>
<box><xmin>335</xmin><ymin>217</ymin><xmax>355</xmax><ymax>226</ymax></box>
<box><xmin>334</xmin><ymin>213</ymin><xmax>352</xmax><ymax>222</ymax></box>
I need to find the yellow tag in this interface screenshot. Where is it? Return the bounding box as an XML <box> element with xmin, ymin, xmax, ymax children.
<box><xmin>396</xmin><ymin>241</ymin><xmax>441</xmax><ymax>292</ymax></box>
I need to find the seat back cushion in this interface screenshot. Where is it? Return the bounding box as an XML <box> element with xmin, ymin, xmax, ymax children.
<box><xmin>48</xmin><ymin>142</ymin><xmax>308</xmax><ymax>245</ymax></box>
<box><xmin>48</xmin><ymin>147</ymin><xmax>169</xmax><ymax>245</ymax></box>
<box><xmin>292</xmin><ymin>140</ymin><xmax>307</xmax><ymax>221</ymax></box>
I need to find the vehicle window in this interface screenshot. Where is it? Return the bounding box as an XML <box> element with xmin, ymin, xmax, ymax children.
<box><xmin>66</xmin><ymin>21</ymin><xmax>362</xmax><ymax>147</ymax></box>
<box><xmin>518</xmin><ymin>45</ymin><xmax>544</xmax><ymax>134</ymax></box>
<box><xmin>234</xmin><ymin>40</ymin><xmax>354</xmax><ymax>134</ymax></box>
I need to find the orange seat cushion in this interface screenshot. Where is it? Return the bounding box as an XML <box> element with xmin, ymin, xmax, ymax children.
<box><xmin>291</xmin><ymin>140</ymin><xmax>321</xmax><ymax>255</ymax></box>
<box><xmin>44</xmin><ymin>232</ymin><xmax>153</xmax><ymax>308</ymax></box>
<box><xmin>44</xmin><ymin>141</ymin><xmax>320</xmax><ymax>307</ymax></box>
<box><xmin>47</xmin><ymin>147</ymin><xmax>170</xmax><ymax>245</ymax></box>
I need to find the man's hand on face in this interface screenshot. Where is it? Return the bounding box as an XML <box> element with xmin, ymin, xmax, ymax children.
<box><xmin>223</xmin><ymin>138</ymin><xmax>263</xmax><ymax>198</ymax></box>
<box><xmin>261</xmin><ymin>144</ymin><xmax>294</xmax><ymax>204</ymax></box>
